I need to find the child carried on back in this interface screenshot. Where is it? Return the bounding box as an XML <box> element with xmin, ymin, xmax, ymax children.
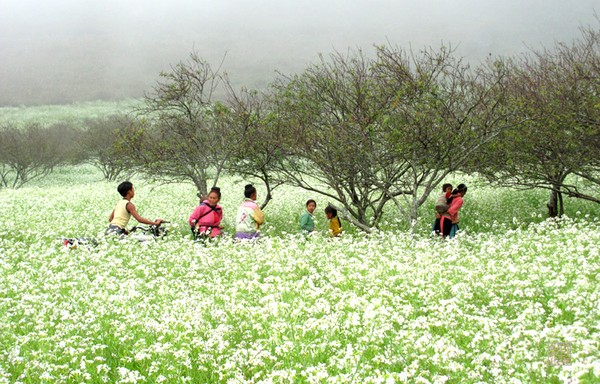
<box><xmin>433</xmin><ymin>183</ymin><xmax>453</xmax><ymax>237</ymax></box>
<box><xmin>435</xmin><ymin>183</ymin><xmax>454</xmax><ymax>214</ymax></box>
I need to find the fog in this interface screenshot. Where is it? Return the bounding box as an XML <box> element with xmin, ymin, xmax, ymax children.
<box><xmin>0</xmin><ymin>0</ymin><xmax>597</xmax><ymax>106</ymax></box>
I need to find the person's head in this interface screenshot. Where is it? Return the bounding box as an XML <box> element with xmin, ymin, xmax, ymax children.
<box><xmin>324</xmin><ymin>205</ymin><xmax>337</xmax><ymax>219</ymax></box>
<box><xmin>452</xmin><ymin>183</ymin><xmax>468</xmax><ymax>196</ymax></box>
<box><xmin>306</xmin><ymin>199</ymin><xmax>317</xmax><ymax>214</ymax></box>
<box><xmin>207</xmin><ymin>187</ymin><xmax>221</xmax><ymax>206</ymax></box>
<box><xmin>244</xmin><ymin>184</ymin><xmax>257</xmax><ymax>200</ymax></box>
<box><xmin>442</xmin><ymin>183</ymin><xmax>453</xmax><ymax>193</ymax></box>
<box><xmin>117</xmin><ymin>181</ymin><xmax>134</xmax><ymax>198</ymax></box>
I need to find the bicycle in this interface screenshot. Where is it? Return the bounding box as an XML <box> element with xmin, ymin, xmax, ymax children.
<box><xmin>61</xmin><ymin>221</ymin><xmax>170</xmax><ymax>249</ymax></box>
<box><xmin>129</xmin><ymin>221</ymin><xmax>170</xmax><ymax>240</ymax></box>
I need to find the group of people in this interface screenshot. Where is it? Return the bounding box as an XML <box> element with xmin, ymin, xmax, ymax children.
<box><xmin>188</xmin><ymin>184</ymin><xmax>267</xmax><ymax>240</ymax></box>
<box><xmin>106</xmin><ymin>180</ymin><xmax>467</xmax><ymax>240</ymax></box>
<box><xmin>106</xmin><ymin>181</ymin><xmax>343</xmax><ymax>241</ymax></box>
<box><xmin>300</xmin><ymin>199</ymin><xmax>343</xmax><ymax>237</ymax></box>
<box><xmin>432</xmin><ymin>183</ymin><xmax>468</xmax><ymax>239</ymax></box>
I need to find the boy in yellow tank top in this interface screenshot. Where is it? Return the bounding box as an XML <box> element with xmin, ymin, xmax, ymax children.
<box><xmin>106</xmin><ymin>181</ymin><xmax>163</xmax><ymax>236</ymax></box>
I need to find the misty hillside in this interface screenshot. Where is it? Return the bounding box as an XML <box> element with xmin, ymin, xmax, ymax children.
<box><xmin>0</xmin><ymin>0</ymin><xmax>597</xmax><ymax>106</ymax></box>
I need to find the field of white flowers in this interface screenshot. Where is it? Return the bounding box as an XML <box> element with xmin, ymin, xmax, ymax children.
<box><xmin>0</xmin><ymin>100</ymin><xmax>140</xmax><ymax>127</ymax></box>
<box><xmin>0</xmin><ymin>165</ymin><xmax>599</xmax><ymax>383</ymax></box>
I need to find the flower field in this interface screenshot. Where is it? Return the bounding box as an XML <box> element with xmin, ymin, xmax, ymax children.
<box><xmin>0</xmin><ymin>166</ymin><xmax>599</xmax><ymax>383</ymax></box>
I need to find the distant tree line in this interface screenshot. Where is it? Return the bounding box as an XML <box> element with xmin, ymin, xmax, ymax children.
<box><xmin>0</xmin><ymin>115</ymin><xmax>136</xmax><ymax>188</ymax></box>
<box><xmin>1</xmin><ymin>25</ymin><xmax>598</xmax><ymax>229</ymax></box>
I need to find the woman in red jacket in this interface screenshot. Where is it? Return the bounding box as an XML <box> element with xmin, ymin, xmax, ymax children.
<box><xmin>437</xmin><ymin>184</ymin><xmax>467</xmax><ymax>239</ymax></box>
<box><xmin>188</xmin><ymin>187</ymin><xmax>223</xmax><ymax>239</ymax></box>
<box><xmin>445</xmin><ymin>184</ymin><xmax>467</xmax><ymax>239</ymax></box>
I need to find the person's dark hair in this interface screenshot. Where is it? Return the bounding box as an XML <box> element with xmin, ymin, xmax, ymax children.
<box><xmin>452</xmin><ymin>183</ymin><xmax>468</xmax><ymax>195</ymax></box>
<box><xmin>209</xmin><ymin>186</ymin><xmax>221</xmax><ymax>199</ymax></box>
<box><xmin>324</xmin><ymin>205</ymin><xmax>337</xmax><ymax>217</ymax></box>
<box><xmin>306</xmin><ymin>199</ymin><xmax>316</xmax><ymax>207</ymax></box>
<box><xmin>117</xmin><ymin>181</ymin><xmax>133</xmax><ymax>197</ymax></box>
<box><xmin>244</xmin><ymin>184</ymin><xmax>256</xmax><ymax>198</ymax></box>
<box><xmin>442</xmin><ymin>183</ymin><xmax>453</xmax><ymax>192</ymax></box>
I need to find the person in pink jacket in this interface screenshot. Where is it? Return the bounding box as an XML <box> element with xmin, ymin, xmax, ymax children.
<box><xmin>433</xmin><ymin>184</ymin><xmax>467</xmax><ymax>239</ymax></box>
<box><xmin>443</xmin><ymin>183</ymin><xmax>467</xmax><ymax>239</ymax></box>
<box><xmin>188</xmin><ymin>187</ymin><xmax>224</xmax><ymax>239</ymax></box>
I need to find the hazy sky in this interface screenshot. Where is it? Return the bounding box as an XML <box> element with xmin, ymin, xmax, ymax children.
<box><xmin>0</xmin><ymin>0</ymin><xmax>597</xmax><ymax>105</ymax></box>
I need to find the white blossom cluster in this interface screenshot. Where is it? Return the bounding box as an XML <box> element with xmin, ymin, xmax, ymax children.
<box><xmin>0</xmin><ymin>167</ymin><xmax>598</xmax><ymax>383</ymax></box>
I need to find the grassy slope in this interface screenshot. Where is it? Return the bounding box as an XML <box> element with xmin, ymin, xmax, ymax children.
<box><xmin>0</xmin><ymin>100</ymin><xmax>141</xmax><ymax>127</ymax></box>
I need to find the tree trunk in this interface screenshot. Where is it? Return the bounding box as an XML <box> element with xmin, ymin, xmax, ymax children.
<box><xmin>193</xmin><ymin>177</ymin><xmax>208</xmax><ymax>200</ymax></box>
<box><xmin>408</xmin><ymin>201</ymin><xmax>419</xmax><ymax>233</ymax></box>
<box><xmin>259</xmin><ymin>169</ymin><xmax>273</xmax><ymax>210</ymax></box>
<box><xmin>330</xmin><ymin>203</ymin><xmax>372</xmax><ymax>233</ymax></box>
<box><xmin>547</xmin><ymin>185</ymin><xmax>564</xmax><ymax>218</ymax></box>
<box><xmin>547</xmin><ymin>190</ymin><xmax>558</xmax><ymax>218</ymax></box>
<box><xmin>558</xmin><ymin>189</ymin><xmax>564</xmax><ymax>217</ymax></box>
<box><xmin>260</xmin><ymin>186</ymin><xmax>272</xmax><ymax>210</ymax></box>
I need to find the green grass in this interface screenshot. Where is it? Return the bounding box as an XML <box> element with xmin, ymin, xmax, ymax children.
<box><xmin>0</xmin><ymin>166</ymin><xmax>598</xmax><ymax>383</ymax></box>
<box><xmin>0</xmin><ymin>99</ymin><xmax>141</xmax><ymax>127</ymax></box>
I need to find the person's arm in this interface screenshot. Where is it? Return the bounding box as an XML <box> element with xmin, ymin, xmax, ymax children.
<box><xmin>127</xmin><ymin>203</ymin><xmax>162</xmax><ymax>226</ymax></box>
<box><xmin>108</xmin><ymin>210</ymin><xmax>114</xmax><ymax>223</ymax></box>
<box><xmin>188</xmin><ymin>206</ymin><xmax>202</xmax><ymax>227</ymax></box>
<box><xmin>253</xmin><ymin>207</ymin><xmax>265</xmax><ymax>226</ymax></box>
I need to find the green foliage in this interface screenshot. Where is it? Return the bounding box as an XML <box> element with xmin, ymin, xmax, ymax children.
<box><xmin>1</xmin><ymin>25</ymin><xmax>598</xmax><ymax>232</ymax></box>
<box><xmin>220</xmin><ymin>88</ymin><xmax>288</xmax><ymax>209</ymax></box>
<box><xmin>272</xmin><ymin>49</ymin><xmax>392</xmax><ymax>228</ymax></box>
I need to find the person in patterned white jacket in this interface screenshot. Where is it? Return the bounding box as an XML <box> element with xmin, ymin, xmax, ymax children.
<box><xmin>235</xmin><ymin>184</ymin><xmax>265</xmax><ymax>240</ymax></box>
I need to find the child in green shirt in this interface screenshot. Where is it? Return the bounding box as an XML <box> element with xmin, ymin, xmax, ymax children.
<box><xmin>300</xmin><ymin>199</ymin><xmax>317</xmax><ymax>233</ymax></box>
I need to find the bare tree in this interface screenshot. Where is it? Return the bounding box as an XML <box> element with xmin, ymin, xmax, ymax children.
<box><xmin>271</xmin><ymin>49</ymin><xmax>396</xmax><ymax>231</ymax></box>
<box><xmin>123</xmin><ymin>52</ymin><xmax>229</xmax><ymax>197</ymax></box>
<box><xmin>372</xmin><ymin>44</ymin><xmax>515</xmax><ymax>229</ymax></box>
<box><xmin>270</xmin><ymin>45</ymin><xmax>513</xmax><ymax>230</ymax></box>
<box><xmin>473</xmin><ymin>24</ymin><xmax>600</xmax><ymax>216</ymax></box>
<box><xmin>83</xmin><ymin>114</ymin><xmax>134</xmax><ymax>181</ymax></box>
<box><xmin>221</xmin><ymin>84</ymin><xmax>287</xmax><ymax>209</ymax></box>
<box><xmin>0</xmin><ymin>123</ymin><xmax>73</xmax><ymax>188</ymax></box>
